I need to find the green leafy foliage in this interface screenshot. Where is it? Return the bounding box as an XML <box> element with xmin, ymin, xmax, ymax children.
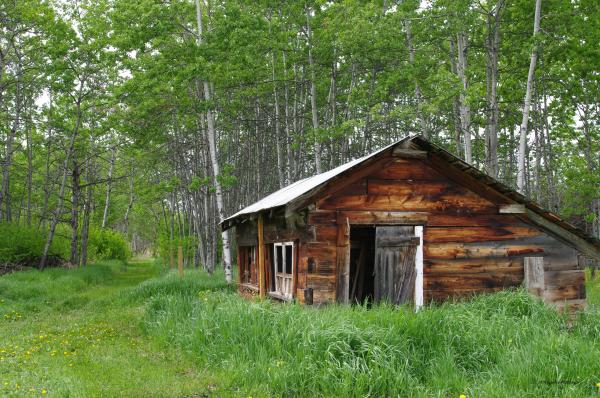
<box><xmin>87</xmin><ymin>228</ymin><xmax>132</xmax><ymax>262</ymax></box>
<box><xmin>0</xmin><ymin>223</ymin><xmax>69</xmax><ymax>266</ymax></box>
<box><xmin>0</xmin><ymin>223</ymin><xmax>130</xmax><ymax>267</ymax></box>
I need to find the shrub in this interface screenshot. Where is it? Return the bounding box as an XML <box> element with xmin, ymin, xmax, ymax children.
<box><xmin>0</xmin><ymin>223</ymin><xmax>131</xmax><ymax>268</ymax></box>
<box><xmin>88</xmin><ymin>228</ymin><xmax>131</xmax><ymax>262</ymax></box>
<box><xmin>156</xmin><ymin>233</ymin><xmax>197</xmax><ymax>265</ymax></box>
<box><xmin>0</xmin><ymin>222</ymin><xmax>69</xmax><ymax>266</ymax></box>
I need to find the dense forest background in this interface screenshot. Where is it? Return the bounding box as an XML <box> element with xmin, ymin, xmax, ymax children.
<box><xmin>0</xmin><ymin>0</ymin><xmax>598</xmax><ymax>276</ymax></box>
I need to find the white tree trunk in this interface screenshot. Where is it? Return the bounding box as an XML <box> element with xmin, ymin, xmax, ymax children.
<box><xmin>517</xmin><ymin>0</ymin><xmax>542</xmax><ymax>192</ymax></box>
<box><xmin>306</xmin><ymin>7</ymin><xmax>322</xmax><ymax>173</ymax></box>
<box><xmin>195</xmin><ymin>0</ymin><xmax>233</xmax><ymax>283</ymax></box>
<box><xmin>456</xmin><ymin>32</ymin><xmax>471</xmax><ymax>164</ymax></box>
<box><xmin>404</xmin><ymin>19</ymin><xmax>428</xmax><ymax>138</ymax></box>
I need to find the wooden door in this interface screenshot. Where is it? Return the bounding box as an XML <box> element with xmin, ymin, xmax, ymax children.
<box><xmin>374</xmin><ymin>226</ymin><xmax>419</xmax><ymax>305</ymax></box>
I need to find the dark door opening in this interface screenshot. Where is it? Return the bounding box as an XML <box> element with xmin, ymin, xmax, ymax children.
<box><xmin>349</xmin><ymin>226</ymin><xmax>376</xmax><ymax>304</ymax></box>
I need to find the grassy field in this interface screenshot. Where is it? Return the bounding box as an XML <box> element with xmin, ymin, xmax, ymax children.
<box><xmin>1</xmin><ymin>260</ymin><xmax>600</xmax><ymax>397</ymax></box>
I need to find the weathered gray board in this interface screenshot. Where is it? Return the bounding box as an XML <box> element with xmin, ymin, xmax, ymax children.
<box><xmin>374</xmin><ymin>226</ymin><xmax>418</xmax><ymax>304</ymax></box>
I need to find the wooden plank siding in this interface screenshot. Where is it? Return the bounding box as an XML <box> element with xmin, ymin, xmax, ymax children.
<box><xmin>236</xmin><ymin>156</ymin><xmax>587</xmax><ymax>310</ymax></box>
<box><xmin>303</xmin><ymin>158</ymin><xmax>586</xmax><ymax>308</ymax></box>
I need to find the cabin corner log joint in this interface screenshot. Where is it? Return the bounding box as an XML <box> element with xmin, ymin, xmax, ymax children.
<box><xmin>224</xmin><ymin>136</ymin><xmax>600</xmax><ymax>311</ymax></box>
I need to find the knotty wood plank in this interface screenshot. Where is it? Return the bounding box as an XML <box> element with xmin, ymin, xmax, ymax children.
<box><xmin>425</xmin><ymin>272</ymin><xmax>523</xmax><ymax>290</ymax></box>
<box><xmin>319</xmin><ymin>194</ymin><xmax>498</xmax><ymax>213</ymax></box>
<box><xmin>340</xmin><ymin>211</ymin><xmax>428</xmax><ymax>225</ymax></box>
<box><xmin>424</xmin><ymin>240</ymin><xmax>549</xmax><ymax>259</ymax></box>
<box><xmin>308</xmin><ymin>210</ymin><xmax>337</xmax><ymax>225</ymax></box>
<box><xmin>424</xmin><ymin>226</ymin><xmax>542</xmax><ymax>244</ymax></box>
<box><xmin>426</xmin><ymin>214</ymin><xmax>523</xmax><ymax>227</ymax></box>
<box><xmin>424</xmin><ymin>258</ymin><xmax>523</xmax><ymax>275</ymax></box>
<box><xmin>370</xmin><ymin>158</ymin><xmax>446</xmax><ymax>180</ymax></box>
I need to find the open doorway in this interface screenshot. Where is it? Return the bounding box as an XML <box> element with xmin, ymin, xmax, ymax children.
<box><xmin>348</xmin><ymin>225</ymin><xmax>423</xmax><ymax>307</ymax></box>
<box><xmin>349</xmin><ymin>226</ymin><xmax>376</xmax><ymax>304</ymax></box>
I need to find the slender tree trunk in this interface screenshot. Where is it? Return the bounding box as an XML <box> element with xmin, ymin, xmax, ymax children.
<box><xmin>40</xmin><ymin>86</ymin><xmax>85</xmax><ymax>270</ymax></box>
<box><xmin>70</xmin><ymin>158</ymin><xmax>81</xmax><ymax>266</ymax></box>
<box><xmin>123</xmin><ymin>175</ymin><xmax>134</xmax><ymax>235</ymax></box>
<box><xmin>271</xmin><ymin>38</ymin><xmax>285</xmax><ymax>188</ymax></box>
<box><xmin>485</xmin><ymin>1</ymin><xmax>504</xmax><ymax>177</ymax></box>
<box><xmin>0</xmin><ymin>57</ymin><xmax>22</xmax><ymax>222</ymax></box>
<box><xmin>306</xmin><ymin>7</ymin><xmax>322</xmax><ymax>174</ymax></box>
<box><xmin>282</xmin><ymin>49</ymin><xmax>292</xmax><ymax>184</ymax></box>
<box><xmin>456</xmin><ymin>32</ymin><xmax>471</xmax><ymax>164</ymax></box>
<box><xmin>517</xmin><ymin>0</ymin><xmax>542</xmax><ymax>192</ymax></box>
<box><xmin>80</xmin><ymin>158</ymin><xmax>94</xmax><ymax>267</ymax></box>
<box><xmin>101</xmin><ymin>146</ymin><xmax>116</xmax><ymax>228</ymax></box>
<box><xmin>195</xmin><ymin>0</ymin><xmax>233</xmax><ymax>283</ymax></box>
<box><xmin>26</xmin><ymin>112</ymin><xmax>33</xmax><ymax>225</ymax></box>
<box><xmin>404</xmin><ymin>19</ymin><xmax>428</xmax><ymax>138</ymax></box>
<box><xmin>449</xmin><ymin>37</ymin><xmax>462</xmax><ymax>156</ymax></box>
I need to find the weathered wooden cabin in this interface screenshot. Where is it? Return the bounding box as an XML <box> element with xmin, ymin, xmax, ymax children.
<box><xmin>221</xmin><ymin>136</ymin><xmax>600</xmax><ymax>311</ymax></box>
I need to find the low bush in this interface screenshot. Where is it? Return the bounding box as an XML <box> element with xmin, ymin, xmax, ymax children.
<box><xmin>137</xmin><ymin>280</ymin><xmax>600</xmax><ymax>397</ymax></box>
<box><xmin>0</xmin><ymin>223</ymin><xmax>131</xmax><ymax>269</ymax></box>
<box><xmin>0</xmin><ymin>223</ymin><xmax>69</xmax><ymax>268</ymax></box>
<box><xmin>88</xmin><ymin>228</ymin><xmax>131</xmax><ymax>262</ymax></box>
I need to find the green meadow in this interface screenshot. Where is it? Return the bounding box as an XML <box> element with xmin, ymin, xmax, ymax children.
<box><xmin>1</xmin><ymin>260</ymin><xmax>600</xmax><ymax>397</ymax></box>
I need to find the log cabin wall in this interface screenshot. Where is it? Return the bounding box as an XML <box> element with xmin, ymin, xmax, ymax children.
<box><xmin>235</xmin><ymin>211</ymin><xmax>315</xmax><ymax>300</ymax></box>
<box><xmin>300</xmin><ymin>156</ymin><xmax>586</xmax><ymax>309</ymax></box>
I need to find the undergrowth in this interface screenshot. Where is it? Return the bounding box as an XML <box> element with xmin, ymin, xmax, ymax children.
<box><xmin>134</xmin><ymin>275</ymin><xmax>600</xmax><ymax>397</ymax></box>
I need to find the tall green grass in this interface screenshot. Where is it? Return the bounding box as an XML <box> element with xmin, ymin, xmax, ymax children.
<box><xmin>132</xmin><ymin>276</ymin><xmax>600</xmax><ymax>397</ymax></box>
<box><xmin>0</xmin><ymin>261</ymin><xmax>119</xmax><ymax>315</ymax></box>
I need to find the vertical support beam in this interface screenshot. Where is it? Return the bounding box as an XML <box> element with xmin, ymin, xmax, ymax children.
<box><xmin>257</xmin><ymin>214</ymin><xmax>266</xmax><ymax>298</ymax></box>
<box><xmin>336</xmin><ymin>212</ymin><xmax>350</xmax><ymax>304</ymax></box>
<box><xmin>524</xmin><ymin>256</ymin><xmax>544</xmax><ymax>296</ymax></box>
<box><xmin>414</xmin><ymin>226</ymin><xmax>424</xmax><ymax>309</ymax></box>
<box><xmin>177</xmin><ymin>245</ymin><xmax>183</xmax><ymax>277</ymax></box>
<box><xmin>236</xmin><ymin>245</ymin><xmax>243</xmax><ymax>286</ymax></box>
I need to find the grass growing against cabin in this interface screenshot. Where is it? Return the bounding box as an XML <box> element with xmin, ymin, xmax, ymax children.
<box><xmin>2</xmin><ymin>261</ymin><xmax>600</xmax><ymax>397</ymax></box>
<box><xmin>137</xmin><ymin>277</ymin><xmax>600</xmax><ymax>397</ymax></box>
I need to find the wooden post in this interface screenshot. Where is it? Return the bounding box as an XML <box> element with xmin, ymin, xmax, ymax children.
<box><xmin>524</xmin><ymin>256</ymin><xmax>544</xmax><ymax>296</ymax></box>
<box><xmin>258</xmin><ymin>214</ymin><xmax>266</xmax><ymax>298</ymax></box>
<box><xmin>177</xmin><ymin>245</ymin><xmax>183</xmax><ymax>277</ymax></box>
<box><xmin>336</xmin><ymin>212</ymin><xmax>350</xmax><ymax>304</ymax></box>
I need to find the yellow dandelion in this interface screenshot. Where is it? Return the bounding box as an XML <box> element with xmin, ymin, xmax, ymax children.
<box><xmin>596</xmin><ymin>382</ymin><xmax>600</xmax><ymax>388</ymax></box>
<box><xmin>42</xmin><ymin>389</ymin><xmax>47</xmax><ymax>395</ymax></box>
<box><xmin>459</xmin><ymin>395</ymin><xmax>467</xmax><ymax>398</ymax></box>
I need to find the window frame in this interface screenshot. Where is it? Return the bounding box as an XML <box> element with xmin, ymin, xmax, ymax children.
<box><xmin>272</xmin><ymin>241</ymin><xmax>295</xmax><ymax>299</ymax></box>
<box><xmin>239</xmin><ymin>245</ymin><xmax>257</xmax><ymax>286</ymax></box>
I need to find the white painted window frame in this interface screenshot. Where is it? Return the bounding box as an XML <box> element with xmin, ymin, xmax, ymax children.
<box><xmin>414</xmin><ymin>226</ymin><xmax>424</xmax><ymax>309</ymax></box>
<box><xmin>273</xmin><ymin>241</ymin><xmax>295</xmax><ymax>298</ymax></box>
